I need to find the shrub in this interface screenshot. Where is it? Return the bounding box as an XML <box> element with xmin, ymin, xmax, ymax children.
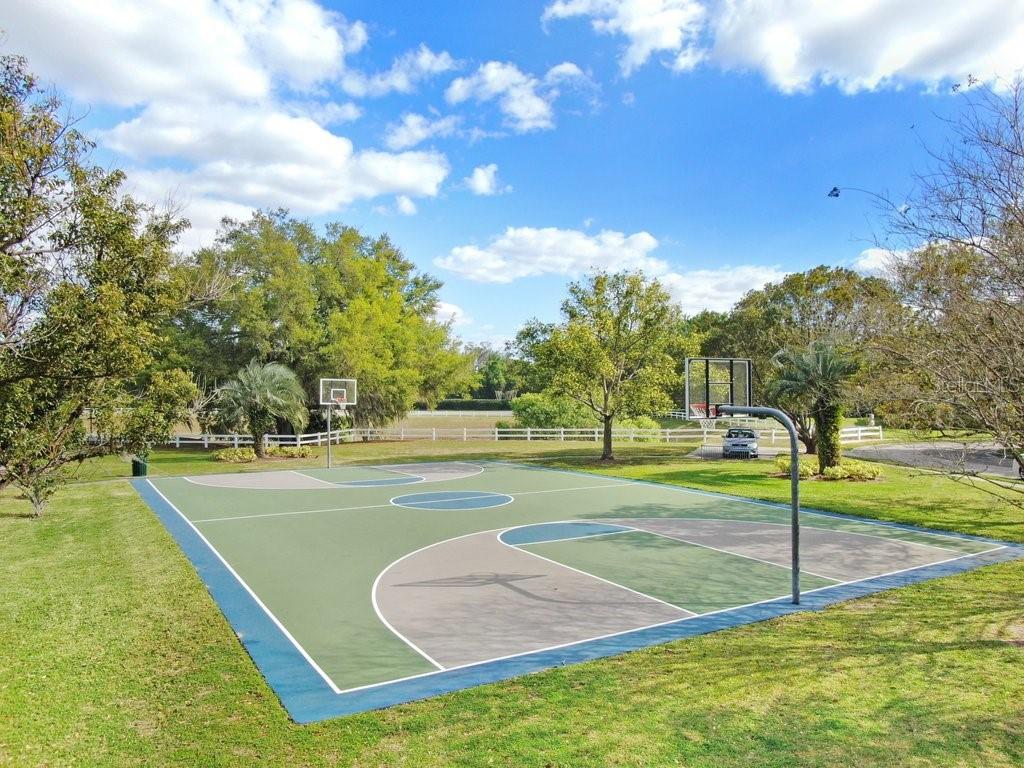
<box><xmin>432</xmin><ymin>399</ymin><xmax>511</xmax><ymax>411</ymax></box>
<box><xmin>775</xmin><ymin>455</ymin><xmax>883</xmax><ymax>481</ymax></box>
<box><xmin>617</xmin><ymin>415</ymin><xmax>661</xmax><ymax>442</ymax></box>
<box><xmin>774</xmin><ymin>455</ymin><xmax>817</xmax><ymax>479</ymax></box>
<box><xmin>511</xmin><ymin>393</ymin><xmax>598</xmax><ymax>428</ymax></box>
<box><xmin>494</xmin><ymin>420</ymin><xmax>516</xmax><ymax>439</ymax></box>
<box><xmin>821</xmin><ymin>459</ymin><xmax>884</xmax><ymax>481</ymax></box>
<box><xmin>266</xmin><ymin>445</ymin><xmax>314</xmax><ymax>459</ymax></box>
<box><xmin>213</xmin><ymin>447</ymin><xmax>256</xmax><ymax>463</ymax></box>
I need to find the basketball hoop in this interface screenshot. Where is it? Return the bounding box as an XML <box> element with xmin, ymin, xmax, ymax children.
<box><xmin>319</xmin><ymin>378</ymin><xmax>357</xmax><ymax>469</ymax></box>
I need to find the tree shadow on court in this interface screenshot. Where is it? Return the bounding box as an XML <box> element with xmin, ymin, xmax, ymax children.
<box><xmin>389</xmin><ymin>572</ymin><xmax>674</xmax><ymax>607</ymax></box>
<box><xmin>585</xmin><ymin>502</ymin><xmax>779</xmax><ymax>525</ymax></box>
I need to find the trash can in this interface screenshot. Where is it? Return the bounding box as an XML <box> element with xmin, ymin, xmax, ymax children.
<box><xmin>131</xmin><ymin>457</ymin><xmax>148</xmax><ymax>477</ymax></box>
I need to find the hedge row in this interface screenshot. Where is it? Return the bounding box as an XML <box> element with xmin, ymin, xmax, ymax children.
<box><xmin>426</xmin><ymin>399</ymin><xmax>513</xmax><ymax>411</ymax></box>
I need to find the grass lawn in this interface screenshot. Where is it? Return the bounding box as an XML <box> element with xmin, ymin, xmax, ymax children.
<box><xmin>2</xmin><ymin>444</ymin><xmax>1023</xmax><ymax>767</ymax></box>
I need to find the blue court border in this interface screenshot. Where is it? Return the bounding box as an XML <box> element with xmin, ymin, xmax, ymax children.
<box><xmin>132</xmin><ymin>464</ymin><xmax>1024</xmax><ymax>724</ymax></box>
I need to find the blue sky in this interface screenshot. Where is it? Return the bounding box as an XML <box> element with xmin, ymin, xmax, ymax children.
<box><xmin>5</xmin><ymin>0</ymin><xmax>1024</xmax><ymax>346</ymax></box>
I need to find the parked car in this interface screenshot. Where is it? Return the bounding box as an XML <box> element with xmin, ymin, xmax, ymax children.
<box><xmin>723</xmin><ymin>428</ymin><xmax>758</xmax><ymax>458</ymax></box>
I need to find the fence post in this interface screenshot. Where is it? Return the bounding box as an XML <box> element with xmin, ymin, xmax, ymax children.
<box><xmin>203</xmin><ymin>435</ymin><xmax>209</xmax><ymax>448</ymax></box>
<box><xmin>527</xmin><ymin>427</ymin><xmax>532</xmax><ymax>441</ymax></box>
<box><xmin>432</xmin><ymin>428</ymin><xmax>436</xmax><ymax>441</ymax></box>
<box><xmin>494</xmin><ymin>427</ymin><xmax>499</xmax><ymax>441</ymax></box>
<box><xmin>175</xmin><ymin>436</ymin><xmax>181</xmax><ymax>448</ymax></box>
<box><xmin>233</xmin><ymin>435</ymin><xmax>239</xmax><ymax>448</ymax></box>
<box><xmin>463</xmin><ymin>427</ymin><xmax>467</xmax><ymax>442</ymax></box>
<box><xmin>560</xmin><ymin>427</ymin><xmax>565</xmax><ymax>441</ymax></box>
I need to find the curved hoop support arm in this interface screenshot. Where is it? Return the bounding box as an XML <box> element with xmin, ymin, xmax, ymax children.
<box><xmin>717</xmin><ymin>404</ymin><xmax>801</xmax><ymax>604</ymax></box>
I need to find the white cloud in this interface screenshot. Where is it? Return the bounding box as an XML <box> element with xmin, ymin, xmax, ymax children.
<box><xmin>396</xmin><ymin>195</ymin><xmax>418</xmax><ymax>215</ymax></box>
<box><xmin>2</xmin><ymin>1</ymin><xmax>455</xmax><ymax>250</ymax></box>
<box><xmin>1</xmin><ymin>0</ymin><xmax>364</xmax><ymax>105</ymax></box>
<box><xmin>285</xmin><ymin>100</ymin><xmax>362</xmax><ymax>126</ymax></box>
<box><xmin>101</xmin><ymin>104</ymin><xmax>448</xmax><ymax>212</ymax></box>
<box><xmin>464</xmin><ymin>164</ymin><xmax>510</xmax><ymax>196</ymax></box>
<box><xmin>543</xmin><ymin>0</ymin><xmax>1024</xmax><ymax>91</ymax></box>
<box><xmin>342</xmin><ymin>44</ymin><xmax>458</xmax><ymax>97</ymax></box>
<box><xmin>436</xmin><ymin>225</ymin><xmax>784</xmax><ymax>315</ymax></box>
<box><xmin>445</xmin><ymin>61</ymin><xmax>591</xmax><ymax>133</ymax></box>
<box><xmin>433</xmin><ymin>301</ymin><xmax>472</xmax><ymax>326</ymax></box>
<box><xmin>384</xmin><ymin>113</ymin><xmax>461</xmax><ymax>150</ymax></box>
<box><xmin>436</xmin><ymin>226</ymin><xmax>665</xmax><ymax>283</ymax></box>
<box><xmin>543</xmin><ymin>0</ymin><xmax>706</xmax><ymax>75</ymax></box>
<box><xmin>853</xmin><ymin>247</ymin><xmax>898</xmax><ymax>276</ymax></box>
<box><xmin>659</xmin><ymin>266</ymin><xmax>787</xmax><ymax>315</ymax></box>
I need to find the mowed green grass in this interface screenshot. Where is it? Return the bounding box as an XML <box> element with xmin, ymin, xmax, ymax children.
<box><xmin>1</xmin><ymin>445</ymin><xmax>1023</xmax><ymax>767</ymax></box>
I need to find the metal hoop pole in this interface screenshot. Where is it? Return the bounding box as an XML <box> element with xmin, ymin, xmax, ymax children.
<box><xmin>327</xmin><ymin>408</ymin><xmax>332</xmax><ymax>469</ymax></box>
<box><xmin>718</xmin><ymin>404</ymin><xmax>801</xmax><ymax>604</ymax></box>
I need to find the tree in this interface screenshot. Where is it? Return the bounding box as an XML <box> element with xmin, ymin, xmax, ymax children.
<box><xmin>217</xmin><ymin>361</ymin><xmax>309</xmax><ymax>457</ymax></box>
<box><xmin>696</xmin><ymin>266</ymin><xmax>897</xmax><ymax>453</ymax></box>
<box><xmin>170</xmin><ymin>213</ymin><xmax>476</xmax><ymax>427</ymax></box>
<box><xmin>767</xmin><ymin>342</ymin><xmax>860</xmax><ymax>473</ymax></box>
<box><xmin>534</xmin><ymin>272</ymin><xmax>681</xmax><ymax>460</ymax></box>
<box><xmin>505</xmin><ymin>320</ymin><xmax>555</xmax><ymax>395</ymax></box>
<box><xmin>511</xmin><ymin>392</ymin><xmax>598</xmax><ymax>428</ymax></box>
<box><xmin>480</xmin><ymin>356</ymin><xmax>508</xmax><ymax>398</ymax></box>
<box><xmin>857</xmin><ymin>79</ymin><xmax>1024</xmax><ymax>503</ymax></box>
<box><xmin>0</xmin><ymin>54</ymin><xmax>195</xmax><ymax>514</ymax></box>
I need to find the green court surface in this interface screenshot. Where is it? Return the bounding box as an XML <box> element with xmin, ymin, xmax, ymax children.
<box><xmin>135</xmin><ymin>460</ymin><xmax>1016</xmax><ymax>722</ymax></box>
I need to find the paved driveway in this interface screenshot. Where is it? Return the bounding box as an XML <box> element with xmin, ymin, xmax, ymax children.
<box><xmin>848</xmin><ymin>441</ymin><xmax>1021</xmax><ymax>478</ymax></box>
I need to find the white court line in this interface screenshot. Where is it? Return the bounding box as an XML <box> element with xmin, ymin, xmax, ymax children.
<box><xmin>370</xmin><ymin>524</ymin><xmax>692</xmax><ymax>685</ymax></box>
<box><xmin>193</xmin><ymin>501</ymin><xmax>396</xmax><ymax>524</ymax></box>
<box><xmin>491</xmin><ymin>459</ymin><xmax>996</xmax><ymax>550</ymax></box>
<box><xmin>368</xmin><ymin>530</ymin><xmax>524</xmax><ymax>672</ymax></box>
<box><xmin>389</xmin><ymin>492</ymin><xmax>515</xmax><ymax>511</ymax></box>
<box><xmin>623</xmin><ymin>526</ymin><xmax>840</xmax><ymax>582</ymax></box>
<box><xmin>615</xmin><ymin>516</ymin><xmax>971</xmax><ymax>555</ymax></box>
<box><xmin>499</xmin><ymin>527</ymin><xmax>632</xmax><ymax>546</ymax></box>
<box><xmin>289</xmin><ymin>470</ymin><xmax>342</xmax><ymax>488</ymax></box>
<box><xmin>494</xmin><ymin>530</ymin><xmax>696</xmax><ymax>615</ymax></box>
<box><xmin>159</xmin><ymin>467</ymin><xmax>1013</xmax><ymax>699</ymax></box>
<box><xmin>355</xmin><ymin>461</ymin><xmax>485</xmax><ymax>482</ymax></box>
<box><xmin>194</xmin><ymin>482</ymin><xmax>633</xmax><ymax>523</ymax></box>
<box><xmin>145</xmin><ymin>481</ymin><xmax>343</xmax><ymax>695</ymax></box>
<box><xmin>344</xmin><ymin>539</ymin><xmax>1010</xmax><ymax>696</ymax></box>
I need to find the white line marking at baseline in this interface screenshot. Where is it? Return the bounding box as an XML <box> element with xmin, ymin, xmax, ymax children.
<box><xmin>145</xmin><ymin>481</ymin><xmax>343</xmax><ymax>695</ymax></box>
<box><xmin>342</xmin><ymin>539</ymin><xmax>1010</xmax><ymax>696</ymax></box>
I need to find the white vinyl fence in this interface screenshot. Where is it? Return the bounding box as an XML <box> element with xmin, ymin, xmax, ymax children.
<box><xmin>168</xmin><ymin>424</ymin><xmax>883</xmax><ymax>448</ymax></box>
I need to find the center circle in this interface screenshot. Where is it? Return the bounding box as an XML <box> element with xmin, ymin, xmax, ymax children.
<box><xmin>390</xmin><ymin>490</ymin><xmax>513</xmax><ymax>510</ymax></box>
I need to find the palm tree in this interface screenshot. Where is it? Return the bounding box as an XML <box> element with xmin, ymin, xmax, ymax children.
<box><xmin>767</xmin><ymin>341</ymin><xmax>859</xmax><ymax>473</ymax></box>
<box><xmin>218</xmin><ymin>361</ymin><xmax>309</xmax><ymax>457</ymax></box>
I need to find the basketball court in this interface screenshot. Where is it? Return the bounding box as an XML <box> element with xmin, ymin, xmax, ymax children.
<box><xmin>133</xmin><ymin>460</ymin><xmax>1023</xmax><ymax>723</ymax></box>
